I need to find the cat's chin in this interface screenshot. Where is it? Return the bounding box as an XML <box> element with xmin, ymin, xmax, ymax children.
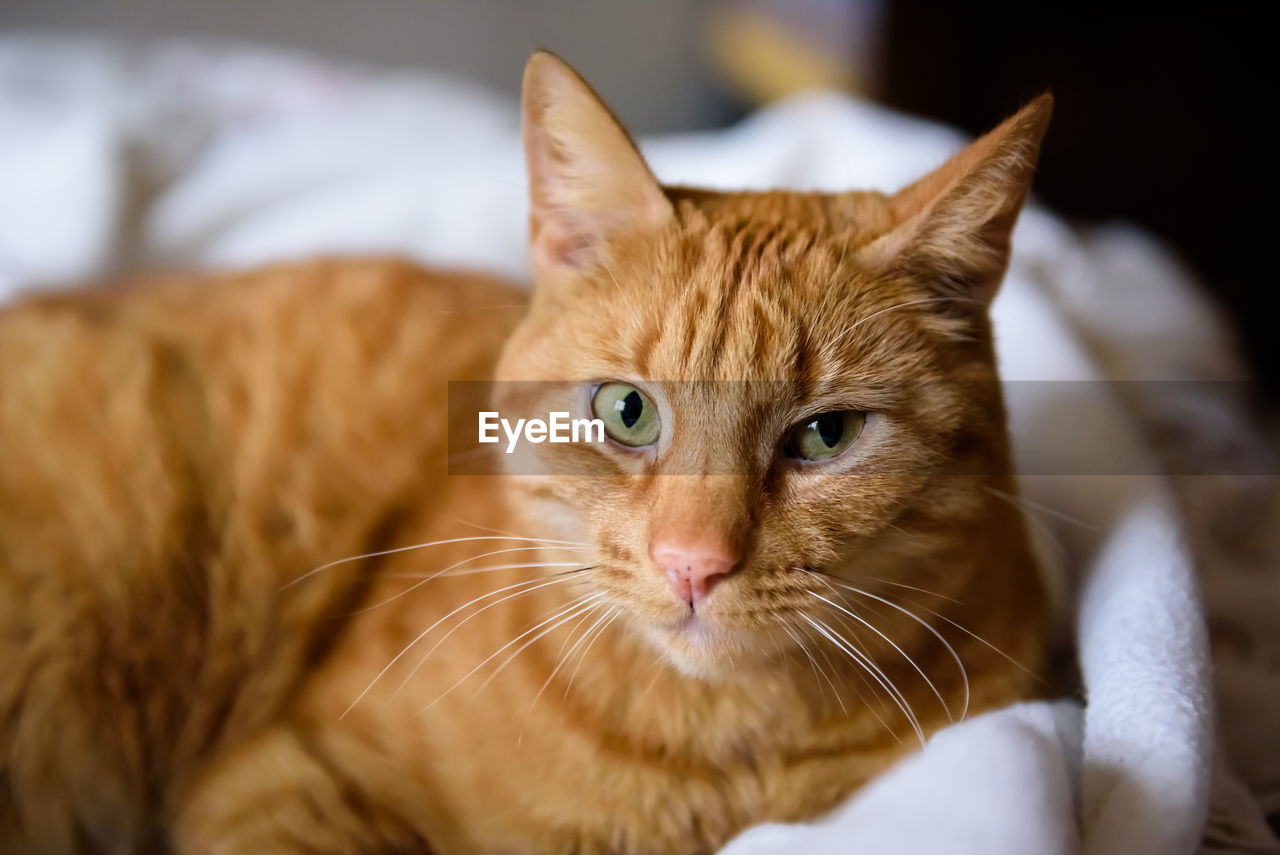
<box><xmin>640</xmin><ymin>616</ymin><xmax>773</xmax><ymax>680</ymax></box>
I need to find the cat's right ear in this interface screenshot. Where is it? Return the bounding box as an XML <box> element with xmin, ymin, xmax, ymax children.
<box><xmin>522</xmin><ymin>51</ymin><xmax>674</xmax><ymax>276</ymax></box>
<box><xmin>857</xmin><ymin>95</ymin><xmax>1053</xmax><ymax>305</ymax></box>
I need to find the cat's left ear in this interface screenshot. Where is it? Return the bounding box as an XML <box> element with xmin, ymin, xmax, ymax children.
<box><xmin>522</xmin><ymin>51</ymin><xmax>674</xmax><ymax>275</ymax></box>
<box><xmin>859</xmin><ymin>94</ymin><xmax>1053</xmax><ymax>304</ymax></box>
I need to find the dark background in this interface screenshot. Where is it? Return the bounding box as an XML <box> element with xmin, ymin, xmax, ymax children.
<box><xmin>880</xmin><ymin>4</ymin><xmax>1276</xmax><ymax>391</ymax></box>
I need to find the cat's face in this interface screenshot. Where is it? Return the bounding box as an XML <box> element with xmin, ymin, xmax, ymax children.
<box><xmin>495</xmin><ymin>53</ymin><xmax>1050</xmax><ymax>677</ymax></box>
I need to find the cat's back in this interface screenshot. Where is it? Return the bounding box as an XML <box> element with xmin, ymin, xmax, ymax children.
<box><xmin>0</xmin><ymin>258</ymin><xmax>525</xmax><ymax>851</ymax></box>
<box><xmin>0</xmin><ymin>256</ymin><xmax>523</xmax><ymax>583</ymax></box>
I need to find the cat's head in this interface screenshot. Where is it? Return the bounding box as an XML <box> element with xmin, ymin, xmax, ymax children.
<box><xmin>494</xmin><ymin>52</ymin><xmax>1050</xmax><ymax>678</ymax></box>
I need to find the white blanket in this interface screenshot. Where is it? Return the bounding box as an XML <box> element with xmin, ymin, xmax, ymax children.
<box><xmin>3</xmin><ymin>34</ymin><xmax>1278</xmax><ymax>855</ymax></box>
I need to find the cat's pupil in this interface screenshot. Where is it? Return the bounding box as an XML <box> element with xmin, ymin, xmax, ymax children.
<box><xmin>616</xmin><ymin>391</ymin><xmax>643</xmax><ymax>429</ymax></box>
<box><xmin>814</xmin><ymin>413</ymin><xmax>843</xmax><ymax>448</ymax></box>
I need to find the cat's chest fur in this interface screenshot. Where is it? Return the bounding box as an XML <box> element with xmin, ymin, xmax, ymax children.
<box><xmin>293</xmin><ymin>531</ymin><xmax>917</xmax><ymax>855</ymax></box>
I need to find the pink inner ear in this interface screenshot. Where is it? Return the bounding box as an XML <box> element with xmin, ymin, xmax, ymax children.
<box><xmin>521</xmin><ymin>53</ymin><xmax>676</xmax><ymax>275</ymax></box>
<box><xmin>531</xmin><ymin>212</ymin><xmax>599</xmax><ymax>270</ymax></box>
<box><xmin>857</xmin><ymin>224</ymin><xmax>916</xmax><ymax>272</ymax></box>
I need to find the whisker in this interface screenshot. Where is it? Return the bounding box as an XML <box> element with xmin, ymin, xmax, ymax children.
<box><xmin>777</xmin><ymin>619</ymin><xmax>846</xmax><ymax>715</ymax></box>
<box><xmin>469</xmin><ymin>601</ymin><xmax>612</xmax><ymax>711</ymax></box>
<box><xmin>418</xmin><ymin>593</ymin><xmax>606</xmax><ymax>715</ymax></box>
<box><xmin>855</xmin><ymin>583</ymin><xmax>1045</xmax><ymax>686</ymax></box>
<box><xmin>979</xmin><ymin>484</ymin><xmax>1075</xmax><ymax>573</ymax></box>
<box><xmin>827</xmin><ymin>297</ymin><xmax>985</xmax><ymax>351</ymax></box>
<box><xmin>561</xmin><ymin>607</ymin><xmax>619</xmax><ymax>701</ymax></box>
<box><xmin>380</xmin><ymin>562</ymin><xmax>580</xmax><ymax>580</ymax></box>
<box><xmin>980</xmin><ymin>483</ymin><xmax>1097</xmax><ymax>531</ymax></box>
<box><xmin>284</xmin><ymin>535</ymin><xmax>590</xmax><ymax>589</ymax></box>
<box><xmin>450</xmin><ymin>517</ymin><xmax>593</xmax><ymax>547</ymax></box>
<box><xmin>338</xmin><ymin>571</ymin><xmax>590</xmax><ymax>719</ymax></box>
<box><xmin>356</xmin><ymin>545</ymin><xmax>586</xmax><ymax>613</ymax></box>
<box><xmin>811</xmin><ymin>591</ymin><xmax>956</xmax><ymax>723</ymax></box>
<box><xmin>635</xmin><ymin>653</ymin><xmax>669</xmax><ymax>706</ymax></box>
<box><xmin>823</xmin><ymin>580</ymin><xmax>982</xmax><ymax>716</ymax></box>
<box><xmin>594</xmin><ymin>251</ymin><xmax>646</xmax><ymax>332</ymax></box>
<box><xmin>797</xmin><ymin>615</ymin><xmax>900</xmax><ymax>741</ymax></box>
<box><xmin>813</xmin><ymin>613</ymin><xmax>924</xmax><ymax>744</ymax></box>
<box><xmin>851</xmin><ymin>575</ymin><xmax>963</xmax><ymax>605</ymax></box>
<box><xmin>393</xmin><ymin>570</ymin><xmax>598</xmax><ymax>697</ymax></box>
<box><xmin>519</xmin><ymin>603</ymin><xmax>607</xmax><ymax>741</ymax></box>
<box><xmin>800</xmin><ymin>613</ymin><xmax>925</xmax><ymax>746</ymax></box>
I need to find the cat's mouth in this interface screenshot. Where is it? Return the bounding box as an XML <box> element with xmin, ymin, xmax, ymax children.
<box><xmin>673</xmin><ymin>610</ymin><xmax>716</xmax><ymax>640</ymax></box>
<box><xmin>639</xmin><ymin>603</ymin><xmax>772</xmax><ymax>678</ymax></box>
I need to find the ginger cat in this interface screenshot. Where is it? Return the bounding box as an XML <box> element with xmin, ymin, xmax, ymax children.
<box><xmin>0</xmin><ymin>53</ymin><xmax>1052</xmax><ymax>854</ymax></box>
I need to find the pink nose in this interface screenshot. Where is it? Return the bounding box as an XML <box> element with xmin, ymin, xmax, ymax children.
<box><xmin>652</xmin><ymin>541</ymin><xmax>737</xmax><ymax>606</ymax></box>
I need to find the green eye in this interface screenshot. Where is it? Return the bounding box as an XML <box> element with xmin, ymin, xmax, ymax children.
<box><xmin>592</xmin><ymin>382</ymin><xmax>660</xmax><ymax>448</ymax></box>
<box><xmin>784</xmin><ymin>411</ymin><xmax>865</xmax><ymax>461</ymax></box>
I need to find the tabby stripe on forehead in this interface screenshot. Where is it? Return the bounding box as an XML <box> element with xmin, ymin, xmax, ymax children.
<box><xmin>750</xmin><ymin>299</ymin><xmax>777</xmax><ymax>368</ymax></box>
<box><xmin>630</xmin><ymin>317</ymin><xmax>661</xmax><ymax>378</ymax></box>
<box><xmin>705</xmin><ymin>225</ymin><xmax>778</xmax><ymax>371</ymax></box>
<box><xmin>791</xmin><ymin>324</ymin><xmax>817</xmax><ymax>402</ymax></box>
<box><xmin>676</xmin><ymin>287</ymin><xmax>706</xmax><ymax>370</ymax></box>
